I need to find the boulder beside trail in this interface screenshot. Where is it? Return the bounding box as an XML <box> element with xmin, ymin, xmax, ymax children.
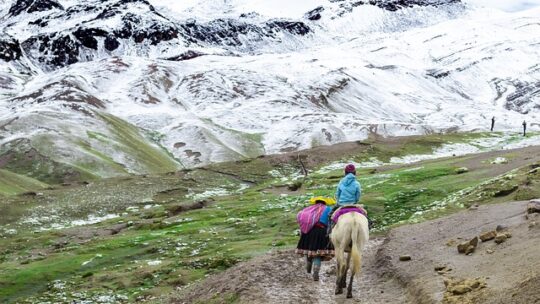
<box><xmin>399</xmin><ymin>255</ymin><xmax>412</xmax><ymax>261</ymax></box>
<box><xmin>457</xmin><ymin>237</ymin><xmax>478</xmax><ymax>255</ymax></box>
<box><xmin>479</xmin><ymin>231</ymin><xmax>497</xmax><ymax>242</ymax></box>
<box><xmin>455</xmin><ymin>167</ymin><xmax>469</xmax><ymax>174</ymax></box>
<box><xmin>444</xmin><ymin>277</ymin><xmax>487</xmax><ymax>295</ymax></box>
<box><xmin>527</xmin><ymin>199</ymin><xmax>540</xmax><ymax>214</ymax></box>
<box><xmin>494</xmin><ymin>234</ymin><xmax>508</xmax><ymax>244</ymax></box>
<box><xmin>495</xmin><ymin>224</ymin><xmax>508</xmax><ymax>232</ymax></box>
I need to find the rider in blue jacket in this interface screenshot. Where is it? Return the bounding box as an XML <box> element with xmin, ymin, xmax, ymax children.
<box><xmin>336</xmin><ymin>164</ymin><xmax>361</xmax><ymax>205</ymax></box>
<box><xmin>328</xmin><ymin>164</ymin><xmax>363</xmax><ymax>234</ymax></box>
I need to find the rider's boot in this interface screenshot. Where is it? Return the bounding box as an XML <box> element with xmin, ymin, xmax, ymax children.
<box><xmin>312</xmin><ymin>264</ymin><xmax>320</xmax><ymax>281</ymax></box>
<box><xmin>306</xmin><ymin>257</ymin><xmax>313</xmax><ymax>274</ymax></box>
<box><xmin>312</xmin><ymin>257</ymin><xmax>321</xmax><ymax>281</ymax></box>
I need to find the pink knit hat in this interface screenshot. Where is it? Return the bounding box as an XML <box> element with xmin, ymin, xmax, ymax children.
<box><xmin>344</xmin><ymin>164</ymin><xmax>356</xmax><ymax>174</ymax></box>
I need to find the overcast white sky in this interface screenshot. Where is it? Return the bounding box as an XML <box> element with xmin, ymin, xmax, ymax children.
<box><xmin>466</xmin><ymin>0</ymin><xmax>540</xmax><ymax>11</ymax></box>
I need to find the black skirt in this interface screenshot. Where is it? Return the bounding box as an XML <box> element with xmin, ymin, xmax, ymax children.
<box><xmin>295</xmin><ymin>225</ymin><xmax>335</xmax><ymax>260</ymax></box>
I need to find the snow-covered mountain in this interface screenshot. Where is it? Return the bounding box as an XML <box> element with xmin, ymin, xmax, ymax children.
<box><xmin>1</xmin><ymin>0</ymin><xmax>540</xmax><ymax>179</ymax></box>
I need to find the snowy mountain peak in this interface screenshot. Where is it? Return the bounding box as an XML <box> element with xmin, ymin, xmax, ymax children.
<box><xmin>1</xmin><ymin>0</ymin><xmax>539</xmax><ymax>179</ymax></box>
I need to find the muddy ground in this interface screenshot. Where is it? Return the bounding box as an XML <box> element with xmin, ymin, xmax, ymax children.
<box><xmin>176</xmin><ymin>201</ymin><xmax>540</xmax><ymax>304</ymax></box>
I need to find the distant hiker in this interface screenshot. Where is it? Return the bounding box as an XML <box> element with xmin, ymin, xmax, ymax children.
<box><xmin>523</xmin><ymin>120</ymin><xmax>527</xmax><ymax>136</ymax></box>
<box><xmin>491</xmin><ymin>116</ymin><xmax>495</xmax><ymax>132</ymax></box>
<box><xmin>296</xmin><ymin>196</ymin><xmax>336</xmax><ymax>281</ymax></box>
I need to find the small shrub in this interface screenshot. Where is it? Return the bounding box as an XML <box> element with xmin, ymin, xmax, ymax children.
<box><xmin>287</xmin><ymin>181</ymin><xmax>302</xmax><ymax>191</ymax></box>
<box><xmin>82</xmin><ymin>272</ymin><xmax>93</xmax><ymax>278</ymax></box>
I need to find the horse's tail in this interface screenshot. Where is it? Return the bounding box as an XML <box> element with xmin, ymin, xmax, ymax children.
<box><xmin>350</xmin><ymin>217</ymin><xmax>362</xmax><ymax>277</ymax></box>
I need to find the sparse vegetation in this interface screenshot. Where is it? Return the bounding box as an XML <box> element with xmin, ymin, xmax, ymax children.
<box><xmin>1</xmin><ymin>132</ymin><xmax>540</xmax><ymax>303</ymax></box>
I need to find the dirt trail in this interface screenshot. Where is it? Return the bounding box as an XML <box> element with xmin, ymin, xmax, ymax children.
<box><xmin>176</xmin><ymin>201</ymin><xmax>540</xmax><ymax>304</ymax></box>
<box><xmin>381</xmin><ymin>200</ymin><xmax>540</xmax><ymax>304</ymax></box>
<box><xmin>175</xmin><ymin>145</ymin><xmax>540</xmax><ymax>304</ymax></box>
<box><xmin>177</xmin><ymin>239</ymin><xmax>406</xmax><ymax>304</ymax></box>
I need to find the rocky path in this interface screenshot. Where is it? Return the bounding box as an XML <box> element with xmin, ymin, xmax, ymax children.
<box><xmin>177</xmin><ymin>239</ymin><xmax>407</xmax><ymax>304</ymax></box>
<box><xmin>176</xmin><ymin>200</ymin><xmax>540</xmax><ymax>304</ymax></box>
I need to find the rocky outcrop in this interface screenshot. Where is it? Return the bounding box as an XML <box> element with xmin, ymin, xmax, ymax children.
<box><xmin>16</xmin><ymin>0</ymin><xmax>180</xmax><ymax>68</ymax></box>
<box><xmin>113</xmin><ymin>13</ymin><xmax>179</xmax><ymax>45</ymax></box>
<box><xmin>73</xmin><ymin>28</ymin><xmax>109</xmax><ymax>50</ymax></box>
<box><xmin>179</xmin><ymin>18</ymin><xmax>310</xmax><ymax>47</ymax></box>
<box><xmin>4</xmin><ymin>0</ymin><xmax>315</xmax><ymax>69</ymax></box>
<box><xmin>376</xmin><ymin>0</ymin><xmax>461</xmax><ymax>11</ymax></box>
<box><xmin>0</xmin><ymin>0</ymin><xmax>466</xmax><ymax>70</ymax></box>
<box><xmin>8</xmin><ymin>0</ymin><xmax>64</xmax><ymax>16</ymax></box>
<box><xmin>527</xmin><ymin>199</ymin><xmax>540</xmax><ymax>214</ymax></box>
<box><xmin>327</xmin><ymin>0</ymin><xmax>461</xmax><ymax>16</ymax></box>
<box><xmin>165</xmin><ymin>50</ymin><xmax>206</xmax><ymax>61</ymax></box>
<box><xmin>0</xmin><ymin>35</ymin><xmax>22</xmax><ymax>62</ymax></box>
<box><xmin>23</xmin><ymin>34</ymin><xmax>80</xmax><ymax>67</ymax></box>
<box><xmin>305</xmin><ymin>6</ymin><xmax>325</xmax><ymax>20</ymax></box>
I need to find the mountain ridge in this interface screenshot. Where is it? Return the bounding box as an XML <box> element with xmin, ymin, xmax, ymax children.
<box><xmin>1</xmin><ymin>0</ymin><xmax>539</xmax><ymax>179</ymax></box>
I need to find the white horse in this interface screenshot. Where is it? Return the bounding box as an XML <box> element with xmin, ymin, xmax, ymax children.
<box><xmin>330</xmin><ymin>211</ymin><xmax>369</xmax><ymax>298</ymax></box>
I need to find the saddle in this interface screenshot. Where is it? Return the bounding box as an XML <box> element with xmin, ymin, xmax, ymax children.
<box><xmin>329</xmin><ymin>205</ymin><xmax>368</xmax><ymax>252</ymax></box>
<box><xmin>331</xmin><ymin>205</ymin><xmax>368</xmax><ymax>224</ymax></box>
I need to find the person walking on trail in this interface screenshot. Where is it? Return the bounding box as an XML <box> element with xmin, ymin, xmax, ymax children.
<box><xmin>491</xmin><ymin>116</ymin><xmax>495</xmax><ymax>132</ymax></box>
<box><xmin>296</xmin><ymin>197</ymin><xmax>336</xmax><ymax>281</ymax></box>
<box><xmin>523</xmin><ymin>120</ymin><xmax>527</xmax><ymax>136</ymax></box>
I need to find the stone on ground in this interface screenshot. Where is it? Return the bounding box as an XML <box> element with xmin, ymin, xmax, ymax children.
<box><xmin>527</xmin><ymin>199</ymin><xmax>540</xmax><ymax>214</ymax></box>
<box><xmin>399</xmin><ymin>255</ymin><xmax>412</xmax><ymax>261</ymax></box>
<box><xmin>494</xmin><ymin>234</ymin><xmax>508</xmax><ymax>244</ymax></box>
<box><xmin>479</xmin><ymin>231</ymin><xmax>497</xmax><ymax>242</ymax></box>
<box><xmin>457</xmin><ymin>237</ymin><xmax>478</xmax><ymax>255</ymax></box>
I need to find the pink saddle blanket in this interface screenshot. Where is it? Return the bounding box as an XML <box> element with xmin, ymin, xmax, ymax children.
<box><xmin>332</xmin><ymin>206</ymin><xmax>367</xmax><ymax>224</ymax></box>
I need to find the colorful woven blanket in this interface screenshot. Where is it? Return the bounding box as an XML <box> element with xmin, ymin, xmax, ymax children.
<box><xmin>297</xmin><ymin>204</ymin><xmax>326</xmax><ymax>234</ymax></box>
<box><xmin>332</xmin><ymin>206</ymin><xmax>367</xmax><ymax>224</ymax></box>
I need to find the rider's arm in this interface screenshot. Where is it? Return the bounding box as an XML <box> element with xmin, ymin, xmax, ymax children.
<box><xmin>355</xmin><ymin>182</ymin><xmax>361</xmax><ymax>203</ymax></box>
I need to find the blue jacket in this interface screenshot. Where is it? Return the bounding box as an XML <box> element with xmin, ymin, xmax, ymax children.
<box><xmin>336</xmin><ymin>173</ymin><xmax>361</xmax><ymax>205</ymax></box>
<box><xmin>319</xmin><ymin>206</ymin><xmax>331</xmax><ymax>226</ymax></box>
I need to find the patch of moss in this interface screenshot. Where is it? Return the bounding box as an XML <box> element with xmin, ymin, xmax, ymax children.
<box><xmin>98</xmin><ymin>112</ymin><xmax>180</xmax><ymax>174</ymax></box>
<box><xmin>0</xmin><ymin>169</ymin><xmax>48</xmax><ymax>196</ymax></box>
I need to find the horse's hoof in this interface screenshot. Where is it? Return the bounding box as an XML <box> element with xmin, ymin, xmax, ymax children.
<box><xmin>346</xmin><ymin>294</ymin><xmax>353</xmax><ymax>299</ymax></box>
<box><xmin>335</xmin><ymin>289</ymin><xmax>343</xmax><ymax>295</ymax></box>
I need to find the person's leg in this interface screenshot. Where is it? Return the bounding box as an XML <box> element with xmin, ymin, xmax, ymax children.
<box><xmin>306</xmin><ymin>256</ymin><xmax>313</xmax><ymax>273</ymax></box>
<box><xmin>312</xmin><ymin>257</ymin><xmax>322</xmax><ymax>281</ymax></box>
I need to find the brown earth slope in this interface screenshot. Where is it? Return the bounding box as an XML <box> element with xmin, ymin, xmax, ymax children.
<box><xmin>175</xmin><ymin>201</ymin><xmax>540</xmax><ymax>304</ymax></box>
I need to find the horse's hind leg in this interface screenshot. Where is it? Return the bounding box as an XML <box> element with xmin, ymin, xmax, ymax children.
<box><xmin>346</xmin><ymin>270</ymin><xmax>355</xmax><ymax>298</ymax></box>
<box><xmin>335</xmin><ymin>260</ymin><xmax>343</xmax><ymax>295</ymax></box>
<box><xmin>340</xmin><ymin>252</ymin><xmax>351</xmax><ymax>289</ymax></box>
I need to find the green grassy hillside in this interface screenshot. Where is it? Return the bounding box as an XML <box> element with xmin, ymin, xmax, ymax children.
<box><xmin>0</xmin><ymin>169</ymin><xmax>48</xmax><ymax>196</ymax></box>
<box><xmin>1</xmin><ymin>132</ymin><xmax>540</xmax><ymax>303</ymax></box>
